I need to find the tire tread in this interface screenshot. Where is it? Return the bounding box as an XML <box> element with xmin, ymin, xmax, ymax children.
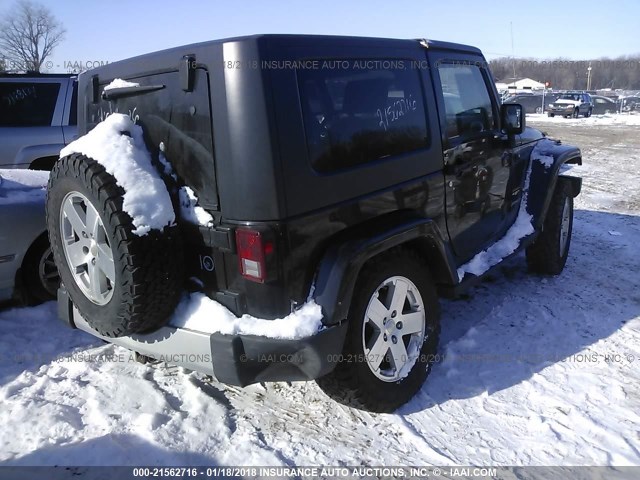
<box><xmin>526</xmin><ymin>181</ymin><xmax>573</xmax><ymax>275</ymax></box>
<box><xmin>47</xmin><ymin>153</ymin><xmax>184</xmax><ymax>337</ymax></box>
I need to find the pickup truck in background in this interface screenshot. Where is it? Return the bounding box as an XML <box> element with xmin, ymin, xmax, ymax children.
<box><xmin>0</xmin><ymin>73</ymin><xmax>78</xmax><ymax>170</ymax></box>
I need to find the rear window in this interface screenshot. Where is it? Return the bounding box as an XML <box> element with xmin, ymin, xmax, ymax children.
<box><xmin>0</xmin><ymin>82</ymin><xmax>60</xmax><ymax>127</ymax></box>
<box><xmin>298</xmin><ymin>62</ymin><xmax>429</xmax><ymax>173</ymax></box>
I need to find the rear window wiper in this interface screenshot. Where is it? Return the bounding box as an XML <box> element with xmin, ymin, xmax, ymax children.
<box><xmin>102</xmin><ymin>84</ymin><xmax>165</xmax><ymax>100</ymax></box>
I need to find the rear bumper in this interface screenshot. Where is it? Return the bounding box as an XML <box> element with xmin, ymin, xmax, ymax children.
<box><xmin>57</xmin><ymin>287</ymin><xmax>348</xmax><ymax>386</ymax></box>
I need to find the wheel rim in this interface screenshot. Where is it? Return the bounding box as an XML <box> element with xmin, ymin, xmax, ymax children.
<box><xmin>559</xmin><ymin>197</ymin><xmax>571</xmax><ymax>255</ymax></box>
<box><xmin>362</xmin><ymin>276</ymin><xmax>427</xmax><ymax>382</ymax></box>
<box><xmin>60</xmin><ymin>191</ymin><xmax>115</xmax><ymax>305</ymax></box>
<box><xmin>38</xmin><ymin>246</ymin><xmax>60</xmax><ymax>297</ymax></box>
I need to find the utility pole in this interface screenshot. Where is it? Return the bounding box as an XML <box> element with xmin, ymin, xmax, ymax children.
<box><xmin>587</xmin><ymin>62</ymin><xmax>593</xmax><ymax>91</ymax></box>
<box><xmin>510</xmin><ymin>22</ymin><xmax>517</xmax><ymax>84</ymax></box>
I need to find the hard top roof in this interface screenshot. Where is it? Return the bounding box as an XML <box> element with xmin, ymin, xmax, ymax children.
<box><xmin>92</xmin><ymin>34</ymin><xmax>482</xmax><ymax>73</ymax></box>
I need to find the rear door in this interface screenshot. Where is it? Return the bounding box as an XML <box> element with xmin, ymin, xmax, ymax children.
<box><xmin>89</xmin><ymin>69</ymin><xmax>221</xmax><ymax>293</ymax></box>
<box><xmin>428</xmin><ymin>52</ymin><xmax>514</xmax><ymax>261</ymax></box>
<box><xmin>89</xmin><ymin>69</ymin><xmax>218</xmax><ymax>210</ymax></box>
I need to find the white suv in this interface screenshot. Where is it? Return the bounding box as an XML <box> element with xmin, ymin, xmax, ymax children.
<box><xmin>546</xmin><ymin>92</ymin><xmax>593</xmax><ymax>118</ymax></box>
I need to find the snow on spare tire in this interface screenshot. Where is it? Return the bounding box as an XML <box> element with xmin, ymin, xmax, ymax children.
<box><xmin>47</xmin><ymin>113</ymin><xmax>184</xmax><ymax>337</ymax></box>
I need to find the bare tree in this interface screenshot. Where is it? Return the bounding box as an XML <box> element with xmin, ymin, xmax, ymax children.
<box><xmin>0</xmin><ymin>0</ymin><xmax>65</xmax><ymax>72</ymax></box>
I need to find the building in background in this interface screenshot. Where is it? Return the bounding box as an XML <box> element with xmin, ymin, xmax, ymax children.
<box><xmin>497</xmin><ymin>77</ymin><xmax>546</xmax><ymax>95</ymax></box>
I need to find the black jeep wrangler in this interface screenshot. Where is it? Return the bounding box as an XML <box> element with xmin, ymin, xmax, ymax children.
<box><xmin>47</xmin><ymin>35</ymin><xmax>582</xmax><ymax>412</ymax></box>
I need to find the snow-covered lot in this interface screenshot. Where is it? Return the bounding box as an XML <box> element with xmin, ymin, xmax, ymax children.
<box><xmin>1</xmin><ymin>115</ymin><xmax>639</xmax><ymax>467</ymax></box>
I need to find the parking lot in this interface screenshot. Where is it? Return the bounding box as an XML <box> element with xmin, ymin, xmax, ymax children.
<box><xmin>1</xmin><ymin>113</ymin><xmax>639</xmax><ymax>466</ymax></box>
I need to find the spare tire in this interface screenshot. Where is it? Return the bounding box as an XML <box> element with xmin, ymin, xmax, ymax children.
<box><xmin>47</xmin><ymin>153</ymin><xmax>184</xmax><ymax>337</ymax></box>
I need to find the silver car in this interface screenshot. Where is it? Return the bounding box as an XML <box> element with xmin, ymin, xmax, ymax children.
<box><xmin>0</xmin><ymin>74</ymin><xmax>77</xmax><ymax>170</ymax></box>
<box><xmin>0</xmin><ymin>169</ymin><xmax>59</xmax><ymax>304</ymax></box>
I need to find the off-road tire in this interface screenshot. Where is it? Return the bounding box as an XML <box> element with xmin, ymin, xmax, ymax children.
<box><xmin>316</xmin><ymin>249</ymin><xmax>440</xmax><ymax>412</ymax></box>
<box><xmin>584</xmin><ymin>108</ymin><xmax>592</xmax><ymax>118</ymax></box>
<box><xmin>526</xmin><ymin>181</ymin><xmax>574</xmax><ymax>275</ymax></box>
<box><xmin>47</xmin><ymin>153</ymin><xmax>184</xmax><ymax>337</ymax></box>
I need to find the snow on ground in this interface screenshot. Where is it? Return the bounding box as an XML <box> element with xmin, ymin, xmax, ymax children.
<box><xmin>0</xmin><ymin>169</ymin><xmax>49</xmax><ymax>205</ymax></box>
<box><xmin>1</xmin><ymin>121</ymin><xmax>640</xmax><ymax>467</ymax></box>
<box><xmin>60</xmin><ymin>113</ymin><xmax>175</xmax><ymax>236</ymax></box>
<box><xmin>527</xmin><ymin>112</ymin><xmax>640</xmax><ymax>126</ymax></box>
<box><xmin>0</xmin><ymin>169</ymin><xmax>49</xmax><ymax>189</ymax></box>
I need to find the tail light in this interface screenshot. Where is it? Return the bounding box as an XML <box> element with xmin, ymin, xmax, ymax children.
<box><xmin>235</xmin><ymin>227</ymin><xmax>274</xmax><ymax>283</ymax></box>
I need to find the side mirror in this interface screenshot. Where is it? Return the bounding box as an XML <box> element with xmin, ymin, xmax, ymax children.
<box><xmin>501</xmin><ymin>103</ymin><xmax>525</xmax><ymax>135</ymax></box>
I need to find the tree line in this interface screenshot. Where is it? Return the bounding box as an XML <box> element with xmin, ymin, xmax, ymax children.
<box><xmin>490</xmin><ymin>55</ymin><xmax>640</xmax><ymax>91</ymax></box>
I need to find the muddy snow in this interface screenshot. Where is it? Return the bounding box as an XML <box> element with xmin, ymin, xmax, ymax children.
<box><xmin>1</xmin><ymin>115</ymin><xmax>640</xmax><ymax>468</ymax></box>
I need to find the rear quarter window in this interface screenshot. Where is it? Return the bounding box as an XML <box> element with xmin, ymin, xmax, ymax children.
<box><xmin>0</xmin><ymin>82</ymin><xmax>60</xmax><ymax>127</ymax></box>
<box><xmin>298</xmin><ymin>62</ymin><xmax>429</xmax><ymax>173</ymax></box>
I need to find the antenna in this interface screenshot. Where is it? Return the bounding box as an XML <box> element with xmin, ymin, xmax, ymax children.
<box><xmin>511</xmin><ymin>21</ymin><xmax>516</xmax><ymax>81</ymax></box>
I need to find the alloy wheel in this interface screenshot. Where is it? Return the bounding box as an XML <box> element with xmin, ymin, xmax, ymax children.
<box><xmin>362</xmin><ymin>276</ymin><xmax>427</xmax><ymax>382</ymax></box>
<box><xmin>38</xmin><ymin>246</ymin><xmax>60</xmax><ymax>297</ymax></box>
<box><xmin>559</xmin><ymin>197</ymin><xmax>572</xmax><ymax>255</ymax></box>
<box><xmin>60</xmin><ymin>191</ymin><xmax>115</xmax><ymax>305</ymax></box>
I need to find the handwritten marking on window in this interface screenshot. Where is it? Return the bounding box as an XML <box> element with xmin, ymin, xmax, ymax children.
<box><xmin>376</xmin><ymin>95</ymin><xmax>418</xmax><ymax>131</ymax></box>
<box><xmin>1</xmin><ymin>86</ymin><xmax>37</xmax><ymax>107</ymax></box>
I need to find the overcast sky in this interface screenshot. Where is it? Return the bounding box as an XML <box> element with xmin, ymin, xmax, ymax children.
<box><xmin>1</xmin><ymin>0</ymin><xmax>638</xmax><ymax>72</ymax></box>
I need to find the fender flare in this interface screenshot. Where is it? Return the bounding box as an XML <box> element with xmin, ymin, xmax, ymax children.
<box><xmin>527</xmin><ymin>141</ymin><xmax>582</xmax><ymax>229</ymax></box>
<box><xmin>312</xmin><ymin>217</ymin><xmax>457</xmax><ymax>326</ymax></box>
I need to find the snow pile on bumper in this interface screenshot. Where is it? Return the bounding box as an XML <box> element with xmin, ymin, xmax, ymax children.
<box><xmin>170</xmin><ymin>293</ymin><xmax>324</xmax><ymax>340</ymax></box>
